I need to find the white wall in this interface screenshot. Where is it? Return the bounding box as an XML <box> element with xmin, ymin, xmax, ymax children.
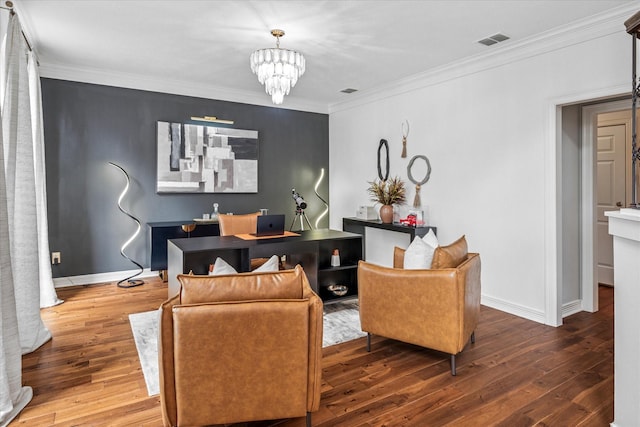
<box><xmin>328</xmin><ymin>8</ymin><xmax>633</xmax><ymax>324</ymax></box>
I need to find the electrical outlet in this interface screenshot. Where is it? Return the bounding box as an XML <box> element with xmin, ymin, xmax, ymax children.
<box><xmin>51</xmin><ymin>252</ymin><xmax>61</xmax><ymax>265</ymax></box>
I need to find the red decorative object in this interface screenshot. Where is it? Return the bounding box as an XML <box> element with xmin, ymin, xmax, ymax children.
<box><xmin>399</xmin><ymin>214</ymin><xmax>416</xmax><ymax>227</ymax></box>
<box><xmin>399</xmin><ymin>213</ymin><xmax>424</xmax><ymax>227</ymax></box>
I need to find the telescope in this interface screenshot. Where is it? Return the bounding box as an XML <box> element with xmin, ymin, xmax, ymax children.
<box><xmin>291</xmin><ymin>189</ymin><xmax>307</xmax><ymax>209</ymax></box>
<box><xmin>290</xmin><ymin>188</ymin><xmax>312</xmax><ymax>231</ymax></box>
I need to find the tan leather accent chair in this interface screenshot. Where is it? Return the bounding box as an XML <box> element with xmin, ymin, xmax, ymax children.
<box><xmin>217</xmin><ymin>212</ymin><xmax>261</xmax><ymax>236</ymax></box>
<box><xmin>218</xmin><ymin>212</ymin><xmax>269</xmax><ymax>270</ymax></box>
<box><xmin>358</xmin><ymin>237</ymin><xmax>481</xmax><ymax>375</ymax></box>
<box><xmin>159</xmin><ymin>265</ymin><xmax>323</xmax><ymax>426</ymax></box>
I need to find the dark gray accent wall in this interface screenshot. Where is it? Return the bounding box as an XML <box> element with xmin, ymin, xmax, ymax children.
<box><xmin>42</xmin><ymin>79</ymin><xmax>329</xmax><ymax>278</ymax></box>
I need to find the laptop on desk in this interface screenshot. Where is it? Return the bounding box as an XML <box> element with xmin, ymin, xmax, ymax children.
<box><xmin>253</xmin><ymin>214</ymin><xmax>286</xmax><ymax>237</ymax></box>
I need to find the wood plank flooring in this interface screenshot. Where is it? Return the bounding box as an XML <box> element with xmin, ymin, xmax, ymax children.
<box><xmin>12</xmin><ymin>278</ymin><xmax>613</xmax><ymax>426</ymax></box>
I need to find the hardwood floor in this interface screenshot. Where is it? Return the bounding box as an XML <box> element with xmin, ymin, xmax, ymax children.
<box><xmin>12</xmin><ymin>278</ymin><xmax>613</xmax><ymax>426</ymax></box>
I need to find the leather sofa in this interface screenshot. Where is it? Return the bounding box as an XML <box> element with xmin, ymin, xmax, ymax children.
<box><xmin>357</xmin><ymin>236</ymin><xmax>481</xmax><ymax>375</ymax></box>
<box><xmin>158</xmin><ymin>265</ymin><xmax>323</xmax><ymax>426</ymax></box>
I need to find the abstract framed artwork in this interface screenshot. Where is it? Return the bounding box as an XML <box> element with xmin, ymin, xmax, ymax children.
<box><xmin>156</xmin><ymin>121</ymin><xmax>258</xmax><ymax>193</ymax></box>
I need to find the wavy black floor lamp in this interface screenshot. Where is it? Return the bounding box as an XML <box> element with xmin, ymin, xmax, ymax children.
<box><xmin>109</xmin><ymin>162</ymin><xmax>144</xmax><ymax>288</ymax></box>
<box><xmin>313</xmin><ymin>168</ymin><xmax>329</xmax><ymax>228</ymax></box>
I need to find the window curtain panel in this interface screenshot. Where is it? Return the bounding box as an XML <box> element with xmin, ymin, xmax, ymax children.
<box><xmin>28</xmin><ymin>50</ymin><xmax>61</xmax><ymax>309</ymax></box>
<box><xmin>0</xmin><ymin>110</ymin><xmax>32</xmax><ymax>427</ymax></box>
<box><xmin>0</xmin><ymin>13</ymin><xmax>38</xmax><ymax>426</ymax></box>
<box><xmin>2</xmin><ymin>13</ymin><xmax>52</xmax><ymax>354</ymax></box>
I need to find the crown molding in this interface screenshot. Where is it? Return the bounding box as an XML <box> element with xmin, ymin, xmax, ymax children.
<box><xmin>328</xmin><ymin>3</ymin><xmax>639</xmax><ymax>114</ymax></box>
<box><xmin>38</xmin><ymin>62</ymin><xmax>329</xmax><ymax>114</ymax></box>
<box><xmin>13</xmin><ymin>0</ymin><xmax>318</xmax><ymax>114</ymax></box>
<box><xmin>33</xmin><ymin>3</ymin><xmax>639</xmax><ymax>116</ymax></box>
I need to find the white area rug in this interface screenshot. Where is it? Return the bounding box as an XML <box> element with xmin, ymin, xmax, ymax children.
<box><xmin>129</xmin><ymin>301</ymin><xmax>365</xmax><ymax>396</ymax></box>
<box><xmin>128</xmin><ymin>310</ymin><xmax>161</xmax><ymax>396</ymax></box>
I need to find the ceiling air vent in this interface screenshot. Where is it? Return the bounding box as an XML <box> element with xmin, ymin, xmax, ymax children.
<box><xmin>340</xmin><ymin>88</ymin><xmax>358</xmax><ymax>94</ymax></box>
<box><xmin>477</xmin><ymin>33</ymin><xmax>510</xmax><ymax>46</ymax></box>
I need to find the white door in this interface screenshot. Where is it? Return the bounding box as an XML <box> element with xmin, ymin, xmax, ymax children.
<box><xmin>596</xmin><ymin>121</ymin><xmax>627</xmax><ymax>285</ymax></box>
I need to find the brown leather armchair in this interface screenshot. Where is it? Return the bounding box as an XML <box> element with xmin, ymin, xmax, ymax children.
<box><xmin>357</xmin><ymin>236</ymin><xmax>481</xmax><ymax>375</ymax></box>
<box><xmin>158</xmin><ymin>265</ymin><xmax>323</xmax><ymax>426</ymax></box>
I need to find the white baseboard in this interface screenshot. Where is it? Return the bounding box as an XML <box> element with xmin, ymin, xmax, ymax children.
<box><xmin>481</xmin><ymin>294</ymin><xmax>587</xmax><ymax>326</ymax></box>
<box><xmin>53</xmin><ymin>268</ymin><xmax>160</xmax><ymax>288</ymax></box>
<box><xmin>54</xmin><ymin>273</ymin><xmax>587</xmax><ymax>323</ymax></box>
<box><xmin>481</xmin><ymin>294</ymin><xmax>546</xmax><ymax>324</ymax></box>
<box><xmin>562</xmin><ymin>299</ymin><xmax>583</xmax><ymax>318</ymax></box>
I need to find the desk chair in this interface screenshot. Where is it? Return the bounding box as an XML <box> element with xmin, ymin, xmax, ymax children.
<box><xmin>217</xmin><ymin>212</ymin><xmax>261</xmax><ymax>236</ymax></box>
<box><xmin>218</xmin><ymin>212</ymin><xmax>269</xmax><ymax>270</ymax></box>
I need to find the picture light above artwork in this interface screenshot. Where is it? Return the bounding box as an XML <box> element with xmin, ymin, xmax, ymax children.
<box><xmin>190</xmin><ymin>116</ymin><xmax>235</xmax><ymax>125</ymax></box>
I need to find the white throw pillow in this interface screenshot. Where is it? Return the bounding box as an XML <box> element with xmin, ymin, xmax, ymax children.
<box><xmin>403</xmin><ymin>236</ymin><xmax>432</xmax><ymax>269</ymax></box>
<box><xmin>209</xmin><ymin>257</ymin><xmax>238</xmax><ymax>275</ymax></box>
<box><xmin>422</xmin><ymin>229</ymin><xmax>439</xmax><ymax>249</ymax></box>
<box><xmin>253</xmin><ymin>255</ymin><xmax>280</xmax><ymax>272</ymax></box>
<box><xmin>421</xmin><ymin>229</ymin><xmax>438</xmax><ymax>267</ymax></box>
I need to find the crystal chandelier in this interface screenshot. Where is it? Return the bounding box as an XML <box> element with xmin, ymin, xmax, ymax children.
<box><xmin>250</xmin><ymin>29</ymin><xmax>306</xmax><ymax>105</ymax></box>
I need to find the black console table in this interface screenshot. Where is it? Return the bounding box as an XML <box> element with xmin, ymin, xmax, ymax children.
<box><xmin>342</xmin><ymin>217</ymin><xmax>436</xmax><ymax>266</ymax></box>
<box><xmin>343</xmin><ymin>217</ymin><xmax>436</xmax><ymax>240</ymax></box>
<box><xmin>148</xmin><ymin>220</ymin><xmax>220</xmax><ymax>271</ymax></box>
<box><xmin>167</xmin><ymin>229</ymin><xmax>363</xmax><ymax>304</ymax></box>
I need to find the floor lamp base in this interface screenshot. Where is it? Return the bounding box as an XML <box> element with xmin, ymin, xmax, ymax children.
<box><xmin>117</xmin><ymin>278</ymin><xmax>144</xmax><ymax>288</ymax></box>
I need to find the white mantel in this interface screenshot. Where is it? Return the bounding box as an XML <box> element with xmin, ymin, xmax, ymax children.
<box><xmin>606</xmin><ymin>208</ymin><xmax>640</xmax><ymax>427</ymax></box>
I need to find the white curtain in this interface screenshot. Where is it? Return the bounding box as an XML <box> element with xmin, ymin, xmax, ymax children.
<box><xmin>2</xmin><ymin>12</ymin><xmax>52</xmax><ymax>353</ymax></box>
<box><xmin>28</xmin><ymin>50</ymin><xmax>61</xmax><ymax>309</ymax></box>
<box><xmin>0</xmin><ymin>75</ymin><xmax>32</xmax><ymax>427</ymax></box>
<box><xmin>0</xmin><ymin>110</ymin><xmax>32</xmax><ymax>427</ymax></box>
<box><xmin>0</xmin><ymin>13</ymin><xmax>58</xmax><ymax>426</ymax></box>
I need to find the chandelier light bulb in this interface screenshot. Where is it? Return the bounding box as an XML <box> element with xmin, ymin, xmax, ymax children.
<box><xmin>250</xmin><ymin>29</ymin><xmax>306</xmax><ymax>105</ymax></box>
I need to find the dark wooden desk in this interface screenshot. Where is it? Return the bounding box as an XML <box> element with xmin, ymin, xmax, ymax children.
<box><xmin>167</xmin><ymin>229</ymin><xmax>362</xmax><ymax>304</ymax></box>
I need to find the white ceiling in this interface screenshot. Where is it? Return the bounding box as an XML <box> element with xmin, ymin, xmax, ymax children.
<box><xmin>13</xmin><ymin>0</ymin><xmax>639</xmax><ymax>112</ymax></box>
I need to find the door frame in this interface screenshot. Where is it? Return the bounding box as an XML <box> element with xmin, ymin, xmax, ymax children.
<box><xmin>546</xmin><ymin>85</ymin><xmax>628</xmax><ymax>327</ymax></box>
